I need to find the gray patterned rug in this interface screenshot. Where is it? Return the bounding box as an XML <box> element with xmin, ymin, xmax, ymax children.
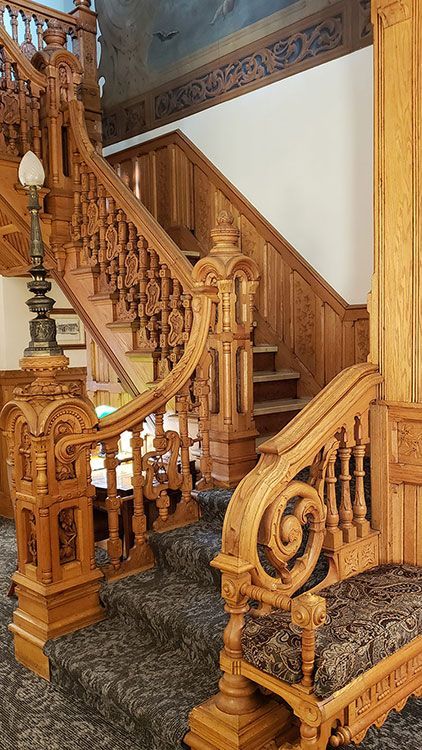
<box><xmin>1</xmin><ymin>484</ymin><xmax>421</xmax><ymax>749</ymax></box>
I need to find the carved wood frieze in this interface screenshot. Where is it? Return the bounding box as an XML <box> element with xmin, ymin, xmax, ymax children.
<box><xmin>101</xmin><ymin>0</ymin><xmax>373</xmax><ymax>146</ymax></box>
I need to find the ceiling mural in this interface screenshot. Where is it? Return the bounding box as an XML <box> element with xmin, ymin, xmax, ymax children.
<box><xmin>97</xmin><ymin>0</ymin><xmax>372</xmax><ymax>146</ymax></box>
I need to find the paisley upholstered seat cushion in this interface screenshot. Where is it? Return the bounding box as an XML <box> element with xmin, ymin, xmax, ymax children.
<box><xmin>242</xmin><ymin>564</ymin><xmax>422</xmax><ymax>699</ymax></box>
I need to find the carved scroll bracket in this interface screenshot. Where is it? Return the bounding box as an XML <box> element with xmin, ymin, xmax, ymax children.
<box><xmin>374</xmin><ymin>0</ymin><xmax>411</xmax><ymax>27</ymax></box>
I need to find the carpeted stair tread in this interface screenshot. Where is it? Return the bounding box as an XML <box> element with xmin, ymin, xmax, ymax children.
<box><xmin>45</xmin><ymin>618</ymin><xmax>221</xmax><ymax>750</ymax></box>
<box><xmin>196</xmin><ymin>488</ymin><xmax>234</xmax><ymax>526</ymax></box>
<box><xmin>150</xmin><ymin>521</ymin><xmax>222</xmax><ymax>587</ymax></box>
<box><xmin>100</xmin><ymin>569</ymin><xmax>228</xmax><ymax>665</ymax></box>
<box><xmin>0</xmin><ymin>519</ymin><xmax>153</xmax><ymax>750</ymax></box>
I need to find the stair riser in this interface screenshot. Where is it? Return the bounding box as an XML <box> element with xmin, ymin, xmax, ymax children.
<box><xmin>253</xmin><ymin>378</ymin><xmax>298</xmax><ymax>402</ymax></box>
<box><xmin>150</xmin><ymin>530</ymin><xmax>222</xmax><ymax>589</ymax></box>
<box><xmin>253</xmin><ymin>351</ymin><xmax>276</xmax><ymax>371</ymax></box>
<box><xmin>255</xmin><ymin>409</ymin><xmax>302</xmax><ymax>435</ymax></box>
<box><xmin>48</xmin><ymin>661</ymin><xmax>168</xmax><ymax>750</ymax></box>
<box><xmin>101</xmin><ymin>598</ymin><xmax>224</xmax><ymax>668</ymax></box>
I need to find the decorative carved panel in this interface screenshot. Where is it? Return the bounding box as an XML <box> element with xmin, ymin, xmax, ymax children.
<box><xmin>58</xmin><ymin>507</ymin><xmax>78</xmax><ymax>564</ymax></box>
<box><xmin>100</xmin><ymin>0</ymin><xmax>373</xmax><ymax>145</ymax></box>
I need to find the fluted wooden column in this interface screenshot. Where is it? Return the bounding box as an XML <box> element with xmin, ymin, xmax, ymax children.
<box><xmin>370</xmin><ymin>0</ymin><xmax>422</xmax><ymax>565</ymax></box>
<box><xmin>192</xmin><ymin>211</ymin><xmax>259</xmax><ymax>487</ymax></box>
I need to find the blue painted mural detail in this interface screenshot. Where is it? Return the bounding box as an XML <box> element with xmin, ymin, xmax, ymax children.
<box><xmin>148</xmin><ymin>0</ymin><xmax>299</xmax><ymax>70</ymax></box>
<box><xmin>154</xmin><ymin>15</ymin><xmax>343</xmax><ymax>121</ymax></box>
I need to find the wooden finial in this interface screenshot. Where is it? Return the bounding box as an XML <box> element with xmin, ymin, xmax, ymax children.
<box><xmin>43</xmin><ymin>19</ymin><xmax>67</xmax><ymax>49</ymax></box>
<box><xmin>73</xmin><ymin>0</ymin><xmax>91</xmax><ymax>7</ymax></box>
<box><xmin>210</xmin><ymin>209</ymin><xmax>240</xmax><ymax>254</ymax></box>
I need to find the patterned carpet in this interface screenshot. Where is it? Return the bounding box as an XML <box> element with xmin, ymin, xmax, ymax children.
<box><xmin>0</xmin><ymin>485</ymin><xmax>421</xmax><ymax>749</ymax></box>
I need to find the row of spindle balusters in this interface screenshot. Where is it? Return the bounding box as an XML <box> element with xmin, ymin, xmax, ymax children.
<box><xmin>98</xmin><ymin>378</ymin><xmax>212</xmax><ymax>577</ymax></box>
<box><xmin>73</xmin><ymin>161</ymin><xmax>194</xmax><ymax>380</ymax></box>
<box><xmin>0</xmin><ymin>4</ymin><xmax>77</xmax><ymax>58</ymax></box>
<box><xmin>0</xmin><ymin>43</ymin><xmax>41</xmax><ymax>156</ymax></box>
<box><xmin>323</xmin><ymin>416</ymin><xmax>371</xmax><ymax>549</ymax></box>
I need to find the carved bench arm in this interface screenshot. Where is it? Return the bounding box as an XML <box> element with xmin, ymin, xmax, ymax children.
<box><xmin>291</xmin><ymin>592</ymin><xmax>327</xmax><ymax>688</ymax></box>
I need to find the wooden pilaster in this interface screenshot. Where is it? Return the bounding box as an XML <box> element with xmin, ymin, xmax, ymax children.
<box><xmin>370</xmin><ymin>0</ymin><xmax>422</xmax><ymax>564</ymax></box>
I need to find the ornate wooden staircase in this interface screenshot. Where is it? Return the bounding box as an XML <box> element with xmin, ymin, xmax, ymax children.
<box><xmin>1</xmin><ymin>3</ymin><xmax>422</xmax><ymax>750</ymax></box>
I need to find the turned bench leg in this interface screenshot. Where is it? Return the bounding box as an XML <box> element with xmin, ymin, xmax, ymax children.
<box><xmin>299</xmin><ymin>719</ymin><xmax>332</xmax><ymax>750</ymax></box>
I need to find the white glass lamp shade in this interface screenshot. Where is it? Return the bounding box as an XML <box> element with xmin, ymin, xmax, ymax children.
<box><xmin>18</xmin><ymin>150</ymin><xmax>45</xmax><ymax>188</ymax></box>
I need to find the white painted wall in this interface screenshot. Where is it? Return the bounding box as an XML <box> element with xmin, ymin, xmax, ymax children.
<box><xmin>105</xmin><ymin>48</ymin><xmax>373</xmax><ymax>305</ymax></box>
<box><xmin>29</xmin><ymin>0</ymin><xmax>74</xmax><ymax>11</ymax></box>
<box><xmin>0</xmin><ymin>277</ymin><xmax>87</xmax><ymax>371</ymax></box>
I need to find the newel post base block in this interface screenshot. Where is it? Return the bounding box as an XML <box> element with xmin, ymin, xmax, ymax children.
<box><xmin>10</xmin><ymin>569</ymin><xmax>104</xmax><ymax>680</ymax></box>
<box><xmin>210</xmin><ymin>429</ymin><xmax>258</xmax><ymax>488</ymax></box>
<box><xmin>0</xmin><ymin>355</ymin><xmax>105</xmax><ymax>680</ymax></box>
<box><xmin>185</xmin><ymin>696</ymin><xmax>291</xmax><ymax>750</ymax></box>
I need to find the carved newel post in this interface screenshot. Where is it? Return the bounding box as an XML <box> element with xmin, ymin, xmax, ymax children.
<box><xmin>192</xmin><ymin>211</ymin><xmax>259</xmax><ymax>487</ymax></box>
<box><xmin>0</xmin><ymin>152</ymin><xmax>103</xmax><ymax>680</ymax></box>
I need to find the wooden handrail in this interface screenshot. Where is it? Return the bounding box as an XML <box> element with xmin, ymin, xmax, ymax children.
<box><xmin>214</xmin><ymin>362</ymin><xmax>381</xmax><ymax>593</ymax></box>
<box><xmin>108</xmin><ymin>131</ymin><xmax>370</xmax><ymax>393</ymax></box>
<box><xmin>69</xmin><ymin>103</ymin><xmax>195</xmax><ymax>293</ymax></box>
<box><xmin>55</xmin><ymin>291</ymin><xmax>213</xmax><ymax>462</ymax></box>
<box><xmin>2</xmin><ymin>0</ymin><xmax>79</xmax><ymax>27</ymax></box>
<box><xmin>0</xmin><ymin>25</ymin><xmax>46</xmax><ymax>89</ymax></box>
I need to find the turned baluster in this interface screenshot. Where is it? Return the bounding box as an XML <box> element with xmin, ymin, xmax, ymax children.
<box><xmin>80</xmin><ymin>166</ymin><xmax>90</xmax><ymax>264</ymax></box>
<box><xmin>87</xmin><ymin>172</ymin><xmax>99</xmax><ymax>266</ymax></box>
<box><xmin>34</xmin><ymin>17</ymin><xmax>44</xmax><ymax>51</ymax></box>
<box><xmin>177</xmin><ymin>382</ymin><xmax>194</xmax><ymax>504</ymax></box>
<box><xmin>131</xmin><ymin>426</ymin><xmax>148</xmax><ymax>548</ymax></box>
<box><xmin>97</xmin><ymin>184</ymin><xmax>110</xmax><ymax>291</ymax></box>
<box><xmin>194</xmin><ymin>353</ymin><xmax>213</xmax><ymax>489</ymax></box>
<box><xmin>3</xmin><ymin>49</ymin><xmax>12</xmax><ymax>91</ymax></box>
<box><xmin>22</xmin><ymin>12</ymin><xmax>33</xmax><ymax>52</ymax></box>
<box><xmin>352</xmin><ymin>443</ymin><xmax>370</xmax><ymax>537</ymax></box>
<box><xmin>104</xmin><ymin>438</ymin><xmax>122</xmax><ymax>571</ymax></box>
<box><xmin>115</xmin><ymin>211</ymin><xmax>133</xmax><ymax>320</ymax></box>
<box><xmin>324</xmin><ymin>448</ymin><xmax>342</xmax><ymax>549</ymax></box>
<box><xmin>17</xmin><ymin>78</ymin><xmax>29</xmax><ymax>154</ymax></box>
<box><xmin>154</xmin><ymin>405</ymin><xmax>167</xmax><ymax>452</ymax></box>
<box><xmin>30</xmin><ymin>91</ymin><xmax>41</xmax><ymax>157</ymax></box>
<box><xmin>338</xmin><ymin>441</ymin><xmax>357</xmax><ymax>543</ymax></box>
<box><xmin>9</xmin><ymin>7</ymin><xmax>18</xmax><ymax>44</ymax></box>
<box><xmin>169</xmin><ymin>278</ymin><xmax>184</xmax><ymax>366</ymax></box>
<box><xmin>146</xmin><ymin>249</ymin><xmax>160</xmax><ymax>358</ymax></box>
<box><xmin>108</xmin><ymin>202</ymin><xmax>120</xmax><ymax>294</ymax></box>
<box><xmin>85</xmin><ymin>448</ymin><xmax>96</xmax><ymax>571</ymax></box>
<box><xmin>125</xmin><ymin>230</ymin><xmax>139</xmax><ymax>323</ymax></box>
<box><xmin>158</xmin><ymin>264</ymin><xmax>171</xmax><ymax>378</ymax></box>
<box><xmin>71</xmin><ymin>154</ymin><xmax>82</xmax><ymax>242</ymax></box>
<box><xmin>183</xmin><ymin>293</ymin><xmax>193</xmax><ymax>341</ymax></box>
<box><xmin>136</xmin><ymin>235</ymin><xmax>150</xmax><ymax>349</ymax></box>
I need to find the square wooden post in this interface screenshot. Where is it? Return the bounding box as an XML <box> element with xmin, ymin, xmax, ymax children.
<box><xmin>192</xmin><ymin>211</ymin><xmax>259</xmax><ymax>487</ymax></box>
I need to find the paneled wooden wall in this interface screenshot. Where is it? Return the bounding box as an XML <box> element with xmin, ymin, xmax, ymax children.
<box><xmin>109</xmin><ymin>133</ymin><xmax>369</xmax><ymax>396</ymax></box>
<box><xmin>85</xmin><ymin>332</ymin><xmax>132</xmax><ymax>410</ymax></box>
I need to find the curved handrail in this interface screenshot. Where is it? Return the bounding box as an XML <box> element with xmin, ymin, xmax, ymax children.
<box><xmin>68</xmin><ymin>100</ymin><xmax>195</xmax><ymax>293</ymax></box>
<box><xmin>55</xmin><ymin>291</ymin><xmax>214</xmax><ymax>461</ymax></box>
<box><xmin>0</xmin><ymin>25</ymin><xmax>47</xmax><ymax>90</ymax></box>
<box><xmin>218</xmin><ymin>362</ymin><xmax>382</xmax><ymax>595</ymax></box>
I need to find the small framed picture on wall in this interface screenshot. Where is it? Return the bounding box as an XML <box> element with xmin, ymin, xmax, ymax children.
<box><xmin>51</xmin><ymin>308</ymin><xmax>86</xmax><ymax>350</ymax></box>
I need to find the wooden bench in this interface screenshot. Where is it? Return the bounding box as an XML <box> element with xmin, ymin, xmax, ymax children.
<box><xmin>186</xmin><ymin>365</ymin><xmax>422</xmax><ymax>750</ymax></box>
